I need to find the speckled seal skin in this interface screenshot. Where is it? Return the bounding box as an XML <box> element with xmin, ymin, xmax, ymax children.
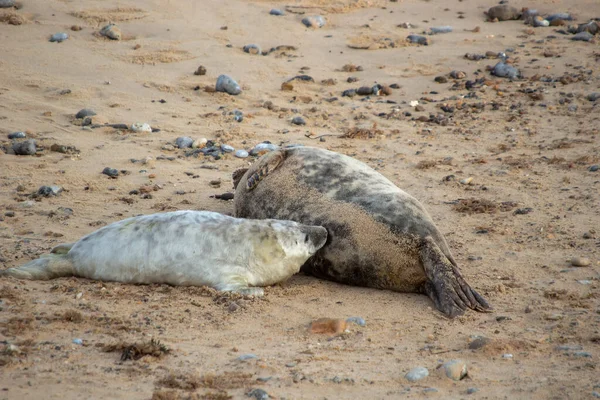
<box><xmin>1</xmin><ymin>210</ymin><xmax>327</xmax><ymax>296</ymax></box>
<box><xmin>233</xmin><ymin>147</ymin><xmax>491</xmax><ymax>317</ymax></box>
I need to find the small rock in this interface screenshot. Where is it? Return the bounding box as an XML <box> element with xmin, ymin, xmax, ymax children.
<box><xmin>235</xmin><ymin>150</ymin><xmax>249</xmax><ymax>158</ymax></box>
<box><xmin>194</xmin><ymin>65</ymin><xmax>207</xmax><ymax>76</ymax></box>
<box><xmin>502</xmin><ymin>353</ymin><xmax>513</xmax><ymax>359</ymax></box>
<box><xmin>546</xmin><ymin>13</ymin><xmax>572</xmax><ymax>22</ymax></box>
<box><xmin>467</xmin><ymin>388</ymin><xmax>479</xmax><ymax>395</ymax></box>
<box><xmin>102</xmin><ymin>167</ymin><xmax>119</xmax><ymax>178</ymax></box>
<box><xmin>12</xmin><ymin>139</ymin><xmax>36</xmax><ymax>155</ymax></box>
<box><xmin>237</xmin><ymin>354</ymin><xmax>258</xmax><ymax>361</ymax></box>
<box><xmin>450</xmin><ymin>71</ymin><xmax>466</xmax><ymax>79</ymax></box>
<box><xmin>588</xmin><ymin>93</ymin><xmax>600</xmax><ymax>102</ymax></box>
<box><xmin>4</xmin><ymin>211</ymin><xmax>15</xmax><ymax>217</ymax></box>
<box><xmin>221</xmin><ymin>144</ymin><xmax>235</xmax><ymax>153</ymax></box>
<box><xmin>192</xmin><ymin>138</ymin><xmax>208</xmax><ymax>149</ymax></box>
<box><xmin>405</xmin><ymin>367</ymin><xmax>429</xmax><ymax>382</ymax></box>
<box><xmin>72</xmin><ymin>338</ymin><xmax>83</xmax><ymax>345</ymax></box>
<box><xmin>130</xmin><ymin>122</ymin><xmax>152</xmax><ymax>133</ymax></box>
<box><xmin>291</xmin><ymin>116</ymin><xmax>306</xmax><ymax>125</ymax></box>
<box><xmin>571</xmin><ymin>257</ymin><xmax>591</xmax><ymax>267</ymax></box>
<box><xmin>75</xmin><ymin>108</ymin><xmax>96</xmax><ymax>119</ymax></box>
<box><xmin>8</xmin><ymin>131</ymin><xmax>26</xmax><ymax>139</ymax></box>
<box><xmin>460</xmin><ymin>177</ymin><xmax>473</xmax><ymax>185</ymax></box>
<box><xmin>435</xmin><ymin>76</ymin><xmax>448</xmax><ymax>83</ymax></box>
<box><xmin>486</xmin><ymin>5</ymin><xmax>521</xmax><ymax>21</ymax></box>
<box><xmin>346</xmin><ymin>317</ymin><xmax>366</xmax><ymax>326</ymax></box>
<box><xmin>100</xmin><ymin>24</ymin><xmax>121</xmax><ymax>40</ymax></box>
<box><xmin>214</xmin><ymin>192</ymin><xmax>234</xmax><ymax>201</ymax></box>
<box><xmin>247</xmin><ymin>388</ymin><xmax>269</xmax><ymax>400</ymax></box>
<box><xmin>342</xmin><ymin>89</ymin><xmax>357</xmax><ymax>97</ymax></box>
<box><xmin>216</xmin><ymin>74</ymin><xmax>242</xmax><ymax>95</ymax></box>
<box><xmin>589</xmin><ymin>165</ymin><xmax>599</xmax><ymax>172</ymax></box>
<box><xmin>250</xmin><ymin>142</ymin><xmax>278</xmax><ymax>156</ymax></box>
<box><xmin>571</xmin><ymin>31</ymin><xmax>594</xmax><ymax>42</ymax></box>
<box><xmin>468</xmin><ymin>336</ymin><xmax>490</xmax><ymax>350</ymax></box>
<box><xmin>270</xmin><ymin>9</ymin><xmax>284</xmax><ymax>16</ymax></box>
<box><xmin>441</xmin><ymin>360</ymin><xmax>467</xmax><ymax>381</ymax></box>
<box><xmin>492</xmin><ymin>62</ymin><xmax>520</xmax><ymax>79</ymax></box>
<box><xmin>228</xmin><ymin>302</ymin><xmax>239</xmax><ymax>312</ymax></box>
<box><xmin>37</xmin><ymin>185</ymin><xmax>63</xmax><ymax>197</ymax></box>
<box><xmin>423</xmin><ymin>388</ymin><xmax>438</xmax><ymax>393</ymax></box>
<box><xmin>0</xmin><ymin>0</ymin><xmax>15</xmax><ymax>8</ymax></box>
<box><xmin>532</xmin><ymin>16</ymin><xmax>549</xmax><ymax>27</ymax></box>
<box><xmin>593</xmin><ymin>391</ymin><xmax>600</xmax><ymax>398</ymax></box>
<box><xmin>175</xmin><ymin>137</ymin><xmax>194</xmax><ymax>149</ymax></box>
<box><xmin>545</xmin><ymin>313</ymin><xmax>563</xmax><ymax>321</ymax></box>
<box><xmin>430</xmin><ymin>26</ymin><xmax>453</xmax><ymax>34</ymax></box>
<box><xmin>50</xmin><ymin>33</ymin><xmax>69</xmax><ymax>43</ymax></box>
<box><xmin>407</xmin><ymin>34</ymin><xmax>428</xmax><ymax>45</ymax></box>
<box><xmin>243</xmin><ymin>44</ymin><xmax>262</xmax><ymax>55</ymax></box>
<box><xmin>302</xmin><ymin>16</ymin><xmax>326</xmax><ymax>28</ymax></box>
<box><xmin>309</xmin><ymin>318</ymin><xmax>347</xmax><ymax>335</ymax></box>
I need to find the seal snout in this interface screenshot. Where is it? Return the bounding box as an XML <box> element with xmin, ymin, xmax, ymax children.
<box><xmin>304</xmin><ymin>226</ymin><xmax>328</xmax><ymax>253</ymax></box>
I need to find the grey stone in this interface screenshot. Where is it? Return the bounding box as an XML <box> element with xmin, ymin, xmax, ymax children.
<box><xmin>100</xmin><ymin>24</ymin><xmax>121</xmax><ymax>40</ymax></box>
<box><xmin>405</xmin><ymin>367</ymin><xmax>429</xmax><ymax>382</ymax></box>
<box><xmin>102</xmin><ymin>167</ymin><xmax>119</xmax><ymax>178</ymax></box>
<box><xmin>572</xmin><ymin>31</ymin><xmax>593</xmax><ymax>42</ymax></box>
<box><xmin>12</xmin><ymin>139</ymin><xmax>36</xmax><ymax>155</ymax></box>
<box><xmin>237</xmin><ymin>354</ymin><xmax>258</xmax><ymax>361</ymax></box>
<box><xmin>441</xmin><ymin>359</ymin><xmax>467</xmax><ymax>381</ymax></box>
<box><xmin>302</xmin><ymin>15</ymin><xmax>326</xmax><ymax>28</ymax></box>
<box><xmin>37</xmin><ymin>185</ymin><xmax>63</xmax><ymax>197</ymax></box>
<box><xmin>291</xmin><ymin>116</ymin><xmax>306</xmax><ymax>125</ymax></box>
<box><xmin>8</xmin><ymin>132</ymin><xmax>26</xmax><ymax>139</ymax></box>
<box><xmin>216</xmin><ymin>75</ymin><xmax>242</xmax><ymax>95</ymax></box>
<box><xmin>75</xmin><ymin>109</ymin><xmax>96</xmax><ymax>119</ymax></box>
<box><xmin>588</xmin><ymin>93</ymin><xmax>600</xmax><ymax>102</ymax></box>
<box><xmin>221</xmin><ymin>144</ymin><xmax>235</xmax><ymax>153</ymax></box>
<box><xmin>346</xmin><ymin>317</ymin><xmax>366</xmax><ymax>326</ymax></box>
<box><xmin>589</xmin><ymin>165</ymin><xmax>599</xmax><ymax>172</ymax></box>
<box><xmin>243</xmin><ymin>44</ymin><xmax>262</xmax><ymax>55</ymax></box>
<box><xmin>546</xmin><ymin>13</ymin><xmax>572</xmax><ymax>22</ymax></box>
<box><xmin>0</xmin><ymin>0</ymin><xmax>15</xmax><ymax>8</ymax></box>
<box><xmin>492</xmin><ymin>62</ymin><xmax>520</xmax><ymax>79</ymax></box>
<box><xmin>235</xmin><ymin>150</ymin><xmax>249</xmax><ymax>158</ymax></box>
<box><xmin>50</xmin><ymin>33</ymin><xmax>69</xmax><ymax>43</ymax></box>
<box><xmin>467</xmin><ymin>388</ymin><xmax>479</xmax><ymax>394</ymax></box>
<box><xmin>250</xmin><ymin>142</ymin><xmax>278</xmax><ymax>156</ymax></box>
<box><xmin>430</xmin><ymin>26</ymin><xmax>452</xmax><ymax>34</ymax></box>
<box><xmin>247</xmin><ymin>388</ymin><xmax>269</xmax><ymax>400</ymax></box>
<box><xmin>407</xmin><ymin>35</ymin><xmax>428</xmax><ymax>45</ymax></box>
<box><xmin>270</xmin><ymin>9</ymin><xmax>284</xmax><ymax>16</ymax></box>
<box><xmin>175</xmin><ymin>137</ymin><xmax>194</xmax><ymax>149</ymax></box>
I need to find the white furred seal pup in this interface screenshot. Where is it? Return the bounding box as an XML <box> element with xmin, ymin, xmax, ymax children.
<box><xmin>0</xmin><ymin>210</ymin><xmax>328</xmax><ymax>295</ymax></box>
<box><xmin>233</xmin><ymin>146</ymin><xmax>491</xmax><ymax>317</ymax></box>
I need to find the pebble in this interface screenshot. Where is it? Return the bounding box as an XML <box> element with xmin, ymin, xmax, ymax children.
<box><xmin>450</xmin><ymin>70</ymin><xmax>466</xmax><ymax>79</ymax></box>
<box><xmin>221</xmin><ymin>144</ymin><xmax>235</xmax><ymax>153</ymax></box>
<box><xmin>247</xmin><ymin>388</ymin><xmax>269</xmax><ymax>400</ymax></box>
<box><xmin>309</xmin><ymin>318</ymin><xmax>347</xmax><ymax>335</ymax></box>
<box><xmin>237</xmin><ymin>354</ymin><xmax>258</xmax><ymax>361</ymax></box>
<box><xmin>435</xmin><ymin>76</ymin><xmax>448</xmax><ymax>83</ymax></box>
<box><xmin>440</xmin><ymin>360</ymin><xmax>467</xmax><ymax>381</ymax></box>
<box><xmin>234</xmin><ymin>109</ymin><xmax>243</xmax><ymax>122</ymax></box>
<box><xmin>467</xmin><ymin>388</ymin><xmax>479</xmax><ymax>395</ymax></box>
<box><xmin>302</xmin><ymin>15</ymin><xmax>326</xmax><ymax>28</ymax></box>
<box><xmin>570</xmin><ymin>257</ymin><xmax>590</xmax><ymax>267</ymax></box>
<box><xmin>175</xmin><ymin>137</ymin><xmax>194</xmax><ymax>149</ymax></box>
<box><xmin>4</xmin><ymin>211</ymin><xmax>15</xmax><ymax>217</ymax></box>
<box><xmin>8</xmin><ymin>131</ymin><xmax>26</xmax><ymax>139</ymax></box>
<box><xmin>243</xmin><ymin>44</ymin><xmax>262</xmax><ymax>55</ymax></box>
<box><xmin>532</xmin><ymin>17</ymin><xmax>549</xmax><ymax>27</ymax></box>
<box><xmin>589</xmin><ymin>165</ymin><xmax>599</xmax><ymax>172</ymax></box>
<box><xmin>102</xmin><ymin>167</ymin><xmax>119</xmax><ymax>178</ymax></box>
<box><xmin>100</xmin><ymin>24</ymin><xmax>122</xmax><ymax>40</ymax></box>
<box><xmin>342</xmin><ymin>89</ymin><xmax>357</xmax><ymax>97</ymax></box>
<box><xmin>502</xmin><ymin>353</ymin><xmax>513</xmax><ymax>359</ymax></box>
<box><xmin>194</xmin><ymin>65</ymin><xmax>207</xmax><ymax>76</ymax></box>
<box><xmin>492</xmin><ymin>62</ymin><xmax>519</xmax><ymax>79</ymax></box>
<box><xmin>12</xmin><ymin>139</ymin><xmax>37</xmax><ymax>155</ymax></box>
<box><xmin>588</xmin><ymin>93</ymin><xmax>600</xmax><ymax>102</ymax></box>
<box><xmin>75</xmin><ymin>108</ymin><xmax>96</xmax><ymax>119</ymax></box>
<box><xmin>234</xmin><ymin>149</ymin><xmax>249</xmax><ymax>158</ymax></box>
<box><xmin>269</xmin><ymin>9</ymin><xmax>284</xmax><ymax>16</ymax></box>
<box><xmin>571</xmin><ymin>32</ymin><xmax>593</xmax><ymax>42</ymax></box>
<box><xmin>423</xmin><ymin>388</ymin><xmax>438</xmax><ymax>393</ymax></box>
<box><xmin>593</xmin><ymin>391</ymin><xmax>600</xmax><ymax>398</ymax></box>
<box><xmin>546</xmin><ymin>13</ymin><xmax>572</xmax><ymax>22</ymax></box>
<box><xmin>50</xmin><ymin>33</ymin><xmax>69</xmax><ymax>43</ymax></box>
<box><xmin>346</xmin><ymin>317</ymin><xmax>366</xmax><ymax>326</ymax></box>
<box><xmin>250</xmin><ymin>142</ymin><xmax>278</xmax><ymax>156</ymax></box>
<box><xmin>192</xmin><ymin>138</ymin><xmax>208</xmax><ymax>149</ymax></box>
<box><xmin>460</xmin><ymin>177</ymin><xmax>473</xmax><ymax>185</ymax></box>
<box><xmin>0</xmin><ymin>0</ymin><xmax>15</xmax><ymax>7</ymax></box>
<box><xmin>407</xmin><ymin>35</ymin><xmax>428</xmax><ymax>45</ymax></box>
<box><xmin>405</xmin><ymin>367</ymin><xmax>429</xmax><ymax>382</ymax></box>
<box><xmin>292</xmin><ymin>116</ymin><xmax>306</xmax><ymax>125</ymax></box>
<box><xmin>216</xmin><ymin>74</ymin><xmax>242</xmax><ymax>95</ymax></box>
<box><xmin>37</xmin><ymin>185</ymin><xmax>63</xmax><ymax>197</ymax></box>
<box><xmin>486</xmin><ymin>5</ymin><xmax>521</xmax><ymax>21</ymax></box>
<box><xmin>430</xmin><ymin>26</ymin><xmax>453</xmax><ymax>34</ymax></box>
<box><xmin>130</xmin><ymin>122</ymin><xmax>152</xmax><ymax>133</ymax></box>
<box><xmin>72</xmin><ymin>338</ymin><xmax>83</xmax><ymax>345</ymax></box>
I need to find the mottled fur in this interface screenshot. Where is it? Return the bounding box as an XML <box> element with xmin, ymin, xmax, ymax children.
<box><xmin>1</xmin><ymin>211</ymin><xmax>328</xmax><ymax>295</ymax></box>
<box><xmin>233</xmin><ymin>147</ymin><xmax>490</xmax><ymax>317</ymax></box>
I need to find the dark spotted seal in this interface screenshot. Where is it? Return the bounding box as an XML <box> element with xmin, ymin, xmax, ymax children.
<box><xmin>1</xmin><ymin>210</ymin><xmax>328</xmax><ymax>296</ymax></box>
<box><xmin>233</xmin><ymin>147</ymin><xmax>491</xmax><ymax>317</ymax></box>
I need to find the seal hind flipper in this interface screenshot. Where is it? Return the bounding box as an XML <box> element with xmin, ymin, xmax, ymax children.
<box><xmin>51</xmin><ymin>242</ymin><xmax>75</xmax><ymax>254</ymax></box>
<box><xmin>1</xmin><ymin>254</ymin><xmax>74</xmax><ymax>280</ymax></box>
<box><xmin>420</xmin><ymin>236</ymin><xmax>491</xmax><ymax>318</ymax></box>
<box><xmin>232</xmin><ymin>168</ymin><xmax>249</xmax><ymax>190</ymax></box>
<box><xmin>245</xmin><ymin>150</ymin><xmax>287</xmax><ymax>190</ymax></box>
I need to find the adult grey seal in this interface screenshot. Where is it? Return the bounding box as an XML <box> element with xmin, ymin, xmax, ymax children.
<box><xmin>1</xmin><ymin>210</ymin><xmax>328</xmax><ymax>296</ymax></box>
<box><xmin>233</xmin><ymin>147</ymin><xmax>491</xmax><ymax>317</ymax></box>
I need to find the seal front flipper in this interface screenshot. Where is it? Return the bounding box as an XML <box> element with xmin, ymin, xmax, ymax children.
<box><xmin>244</xmin><ymin>149</ymin><xmax>287</xmax><ymax>190</ymax></box>
<box><xmin>51</xmin><ymin>242</ymin><xmax>75</xmax><ymax>255</ymax></box>
<box><xmin>420</xmin><ymin>236</ymin><xmax>491</xmax><ymax>318</ymax></box>
<box><xmin>215</xmin><ymin>281</ymin><xmax>264</xmax><ymax>296</ymax></box>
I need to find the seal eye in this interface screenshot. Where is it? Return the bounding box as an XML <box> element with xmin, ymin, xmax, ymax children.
<box><xmin>304</xmin><ymin>234</ymin><xmax>309</xmax><ymax>243</ymax></box>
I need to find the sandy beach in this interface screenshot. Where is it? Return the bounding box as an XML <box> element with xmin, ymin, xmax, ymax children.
<box><xmin>1</xmin><ymin>0</ymin><xmax>599</xmax><ymax>398</ymax></box>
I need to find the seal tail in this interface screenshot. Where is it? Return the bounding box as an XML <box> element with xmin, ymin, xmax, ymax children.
<box><xmin>420</xmin><ymin>236</ymin><xmax>492</xmax><ymax>318</ymax></box>
<box><xmin>1</xmin><ymin>254</ymin><xmax>75</xmax><ymax>281</ymax></box>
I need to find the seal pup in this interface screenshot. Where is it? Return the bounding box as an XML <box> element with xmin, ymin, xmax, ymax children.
<box><xmin>1</xmin><ymin>210</ymin><xmax>328</xmax><ymax>296</ymax></box>
<box><xmin>233</xmin><ymin>147</ymin><xmax>491</xmax><ymax>317</ymax></box>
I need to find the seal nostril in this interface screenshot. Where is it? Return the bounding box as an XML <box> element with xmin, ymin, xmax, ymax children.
<box><xmin>305</xmin><ymin>234</ymin><xmax>309</xmax><ymax>243</ymax></box>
